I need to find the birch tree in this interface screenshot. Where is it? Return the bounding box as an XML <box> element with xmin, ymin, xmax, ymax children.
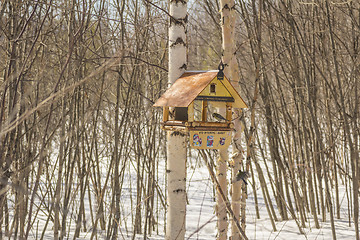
<box><xmin>166</xmin><ymin>0</ymin><xmax>188</xmax><ymax>239</ymax></box>
<box><xmin>218</xmin><ymin>0</ymin><xmax>246</xmax><ymax>239</ymax></box>
<box><xmin>216</xmin><ymin>1</ymin><xmax>236</xmax><ymax>239</ymax></box>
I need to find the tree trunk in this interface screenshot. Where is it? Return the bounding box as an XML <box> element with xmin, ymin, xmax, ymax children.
<box><xmin>216</xmin><ymin>150</ymin><xmax>228</xmax><ymax>240</ymax></box>
<box><xmin>166</xmin><ymin>1</ymin><xmax>187</xmax><ymax>239</ymax></box>
<box><xmin>218</xmin><ymin>0</ymin><xmax>236</xmax><ymax>239</ymax></box>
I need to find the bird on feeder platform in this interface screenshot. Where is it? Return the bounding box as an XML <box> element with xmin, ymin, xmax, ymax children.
<box><xmin>212</xmin><ymin>112</ymin><xmax>227</xmax><ymax>122</ymax></box>
<box><xmin>232</xmin><ymin>170</ymin><xmax>250</xmax><ymax>185</ymax></box>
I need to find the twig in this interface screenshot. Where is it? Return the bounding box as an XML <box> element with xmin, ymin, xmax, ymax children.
<box><xmin>199</xmin><ymin>150</ymin><xmax>248</xmax><ymax>240</ymax></box>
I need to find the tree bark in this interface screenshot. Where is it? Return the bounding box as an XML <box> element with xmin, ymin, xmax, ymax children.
<box><xmin>218</xmin><ymin>0</ymin><xmax>236</xmax><ymax>239</ymax></box>
<box><xmin>166</xmin><ymin>1</ymin><xmax>188</xmax><ymax>239</ymax></box>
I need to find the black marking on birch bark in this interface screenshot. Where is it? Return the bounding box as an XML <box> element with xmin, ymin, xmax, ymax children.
<box><xmin>173</xmin><ymin>188</ymin><xmax>184</xmax><ymax>193</ymax></box>
<box><xmin>170</xmin><ymin>131</ymin><xmax>186</xmax><ymax>137</ymax></box>
<box><xmin>222</xmin><ymin>4</ymin><xmax>230</xmax><ymax>10</ymax></box>
<box><xmin>170</xmin><ymin>0</ymin><xmax>187</xmax><ymax>4</ymax></box>
<box><xmin>233</xmin><ymin>142</ymin><xmax>241</xmax><ymax>152</ymax></box>
<box><xmin>170</xmin><ymin>37</ymin><xmax>186</xmax><ymax>47</ymax></box>
<box><xmin>170</xmin><ymin>14</ymin><xmax>188</xmax><ymax>26</ymax></box>
<box><xmin>179</xmin><ymin>63</ymin><xmax>187</xmax><ymax>70</ymax></box>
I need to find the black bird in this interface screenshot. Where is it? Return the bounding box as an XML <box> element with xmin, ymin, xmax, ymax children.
<box><xmin>212</xmin><ymin>112</ymin><xmax>227</xmax><ymax>121</ymax></box>
<box><xmin>232</xmin><ymin>170</ymin><xmax>250</xmax><ymax>185</ymax></box>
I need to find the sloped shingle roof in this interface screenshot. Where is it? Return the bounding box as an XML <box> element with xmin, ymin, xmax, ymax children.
<box><xmin>154</xmin><ymin>71</ymin><xmax>218</xmax><ymax>107</ymax></box>
<box><xmin>154</xmin><ymin>71</ymin><xmax>247</xmax><ymax>108</ymax></box>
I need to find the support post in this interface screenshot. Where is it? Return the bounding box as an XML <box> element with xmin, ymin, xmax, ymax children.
<box><xmin>201</xmin><ymin>101</ymin><xmax>208</xmax><ymax>122</ymax></box>
<box><xmin>188</xmin><ymin>102</ymin><xmax>194</xmax><ymax>122</ymax></box>
<box><xmin>226</xmin><ymin>102</ymin><xmax>232</xmax><ymax>122</ymax></box>
<box><xmin>163</xmin><ymin>107</ymin><xmax>170</xmax><ymax>122</ymax></box>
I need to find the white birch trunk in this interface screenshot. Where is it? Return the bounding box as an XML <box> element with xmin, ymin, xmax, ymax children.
<box><xmin>231</xmin><ymin>117</ymin><xmax>244</xmax><ymax>240</ymax></box>
<box><xmin>220</xmin><ymin>1</ymin><xmax>245</xmax><ymax>239</ymax></box>
<box><xmin>166</xmin><ymin>1</ymin><xmax>187</xmax><ymax>239</ymax></box>
<box><xmin>216</xmin><ymin>1</ymin><xmax>237</xmax><ymax>239</ymax></box>
<box><xmin>216</xmin><ymin>149</ymin><xmax>228</xmax><ymax>240</ymax></box>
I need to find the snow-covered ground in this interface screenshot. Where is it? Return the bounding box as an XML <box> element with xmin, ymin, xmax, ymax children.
<box><xmin>128</xmin><ymin>155</ymin><xmax>357</xmax><ymax>240</ymax></box>
<box><xmin>6</xmin><ymin>151</ymin><xmax>357</xmax><ymax>239</ymax></box>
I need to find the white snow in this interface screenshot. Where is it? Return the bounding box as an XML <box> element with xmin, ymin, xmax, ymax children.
<box><xmin>3</xmin><ymin>150</ymin><xmax>357</xmax><ymax>239</ymax></box>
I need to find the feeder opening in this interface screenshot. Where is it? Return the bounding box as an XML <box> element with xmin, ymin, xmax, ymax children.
<box><xmin>174</xmin><ymin>107</ymin><xmax>188</xmax><ymax>121</ymax></box>
<box><xmin>210</xmin><ymin>83</ymin><xmax>216</xmax><ymax>93</ymax></box>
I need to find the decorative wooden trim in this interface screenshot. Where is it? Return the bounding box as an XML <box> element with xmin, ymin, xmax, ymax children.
<box><xmin>196</xmin><ymin>96</ymin><xmax>234</xmax><ymax>102</ymax></box>
<box><xmin>188</xmin><ymin>127</ymin><xmax>232</xmax><ymax>131</ymax></box>
<box><xmin>192</xmin><ymin>122</ymin><xmax>229</xmax><ymax>127</ymax></box>
<box><xmin>161</xmin><ymin>120</ymin><xmax>234</xmax><ymax>132</ymax></box>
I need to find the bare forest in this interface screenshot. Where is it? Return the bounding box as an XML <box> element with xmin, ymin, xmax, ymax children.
<box><xmin>0</xmin><ymin>0</ymin><xmax>359</xmax><ymax>239</ymax></box>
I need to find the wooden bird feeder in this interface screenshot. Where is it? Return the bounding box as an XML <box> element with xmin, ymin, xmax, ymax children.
<box><xmin>154</xmin><ymin>66</ymin><xmax>247</xmax><ymax>149</ymax></box>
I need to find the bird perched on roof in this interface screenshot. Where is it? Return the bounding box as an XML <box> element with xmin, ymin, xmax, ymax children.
<box><xmin>232</xmin><ymin>170</ymin><xmax>250</xmax><ymax>185</ymax></box>
<box><xmin>212</xmin><ymin>112</ymin><xmax>227</xmax><ymax>122</ymax></box>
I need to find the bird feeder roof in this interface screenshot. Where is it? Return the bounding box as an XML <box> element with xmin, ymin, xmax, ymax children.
<box><xmin>153</xmin><ymin>70</ymin><xmax>247</xmax><ymax>108</ymax></box>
